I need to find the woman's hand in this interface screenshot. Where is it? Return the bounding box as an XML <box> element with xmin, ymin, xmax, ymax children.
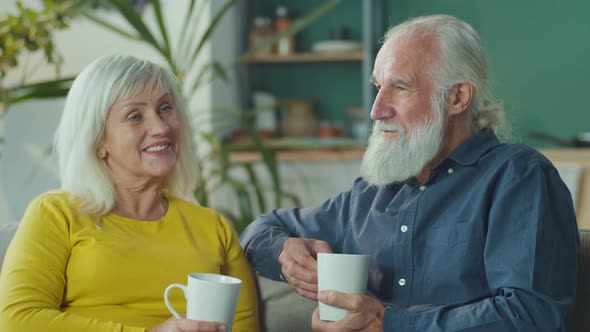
<box><xmin>148</xmin><ymin>316</ymin><xmax>225</xmax><ymax>332</ymax></box>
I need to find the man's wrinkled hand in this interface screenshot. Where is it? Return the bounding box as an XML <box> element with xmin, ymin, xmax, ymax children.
<box><xmin>312</xmin><ymin>291</ymin><xmax>384</xmax><ymax>332</ymax></box>
<box><xmin>278</xmin><ymin>238</ymin><xmax>332</xmax><ymax>300</ymax></box>
<box><xmin>148</xmin><ymin>316</ymin><xmax>225</xmax><ymax>332</ymax></box>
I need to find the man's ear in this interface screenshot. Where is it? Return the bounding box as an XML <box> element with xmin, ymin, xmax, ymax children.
<box><xmin>447</xmin><ymin>82</ymin><xmax>474</xmax><ymax>115</ymax></box>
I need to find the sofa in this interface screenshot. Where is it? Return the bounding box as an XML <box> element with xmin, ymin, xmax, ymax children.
<box><xmin>1</xmin><ymin>223</ymin><xmax>588</xmax><ymax>331</ymax></box>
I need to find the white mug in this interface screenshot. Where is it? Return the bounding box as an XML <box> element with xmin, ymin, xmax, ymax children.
<box><xmin>164</xmin><ymin>273</ymin><xmax>242</xmax><ymax>331</ymax></box>
<box><xmin>317</xmin><ymin>253</ymin><xmax>370</xmax><ymax>321</ymax></box>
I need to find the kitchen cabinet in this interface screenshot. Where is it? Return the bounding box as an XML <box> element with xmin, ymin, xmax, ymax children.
<box><xmin>235</xmin><ymin>0</ymin><xmax>384</xmax><ymax>142</ymax></box>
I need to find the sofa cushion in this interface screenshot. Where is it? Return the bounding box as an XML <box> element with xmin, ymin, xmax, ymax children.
<box><xmin>569</xmin><ymin>228</ymin><xmax>590</xmax><ymax>332</ymax></box>
<box><xmin>0</xmin><ymin>223</ymin><xmax>18</xmax><ymax>268</ymax></box>
<box><xmin>256</xmin><ymin>275</ymin><xmax>317</xmax><ymax>332</ymax></box>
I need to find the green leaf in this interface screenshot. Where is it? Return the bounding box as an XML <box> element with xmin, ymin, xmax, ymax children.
<box><xmin>5</xmin><ymin>76</ymin><xmax>75</xmax><ymax>105</ymax></box>
<box><xmin>242</xmin><ymin>162</ymin><xmax>266</xmax><ymax>213</ymax></box>
<box><xmin>178</xmin><ymin>0</ymin><xmax>206</xmax><ymax>71</ymax></box>
<box><xmin>151</xmin><ymin>0</ymin><xmax>172</xmax><ymax>62</ymax></box>
<box><xmin>201</xmin><ymin>131</ymin><xmax>231</xmax><ymax>181</ymax></box>
<box><xmin>81</xmin><ymin>12</ymin><xmax>141</xmax><ymax>41</ymax></box>
<box><xmin>242</xmin><ymin>123</ymin><xmax>282</xmax><ymax>206</ymax></box>
<box><xmin>190</xmin><ymin>61</ymin><xmax>229</xmax><ymax>92</ymax></box>
<box><xmin>193</xmin><ymin>184</ymin><xmax>208</xmax><ymax>206</ymax></box>
<box><xmin>106</xmin><ymin>0</ymin><xmax>166</xmax><ymax>58</ymax></box>
<box><xmin>187</xmin><ymin>0</ymin><xmax>236</xmax><ymax>69</ymax></box>
<box><xmin>227</xmin><ymin>179</ymin><xmax>254</xmax><ymax>234</ymax></box>
<box><xmin>281</xmin><ymin>191</ymin><xmax>302</xmax><ymax>208</ymax></box>
<box><xmin>177</xmin><ymin>0</ymin><xmax>197</xmax><ymax>64</ymax></box>
<box><xmin>4</xmin><ymin>76</ymin><xmax>75</xmax><ymax>93</ymax></box>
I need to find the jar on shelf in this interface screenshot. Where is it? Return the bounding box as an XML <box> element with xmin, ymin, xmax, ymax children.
<box><xmin>273</xmin><ymin>5</ymin><xmax>296</xmax><ymax>55</ymax></box>
<box><xmin>281</xmin><ymin>99</ymin><xmax>318</xmax><ymax>137</ymax></box>
<box><xmin>249</xmin><ymin>16</ymin><xmax>274</xmax><ymax>55</ymax></box>
<box><xmin>252</xmin><ymin>91</ymin><xmax>278</xmax><ymax>137</ymax></box>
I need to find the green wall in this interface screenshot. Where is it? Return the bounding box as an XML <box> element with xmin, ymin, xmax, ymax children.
<box><xmin>385</xmin><ymin>0</ymin><xmax>590</xmax><ymax>147</ymax></box>
<box><xmin>249</xmin><ymin>0</ymin><xmax>364</xmax><ymax>130</ymax></box>
<box><xmin>249</xmin><ymin>0</ymin><xmax>590</xmax><ymax>147</ymax></box>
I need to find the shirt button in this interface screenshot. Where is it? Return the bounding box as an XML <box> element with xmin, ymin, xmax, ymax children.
<box><xmin>400</xmin><ymin>225</ymin><xmax>408</xmax><ymax>232</ymax></box>
<box><xmin>419</xmin><ymin>185</ymin><xmax>427</xmax><ymax>191</ymax></box>
<box><xmin>448</xmin><ymin>168</ymin><xmax>454</xmax><ymax>174</ymax></box>
<box><xmin>398</xmin><ymin>278</ymin><xmax>406</xmax><ymax>286</ymax></box>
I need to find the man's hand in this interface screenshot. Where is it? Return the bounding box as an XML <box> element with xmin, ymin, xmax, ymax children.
<box><xmin>148</xmin><ymin>316</ymin><xmax>225</xmax><ymax>332</ymax></box>
<box><xmin>312</xmin><ymin>291</ymin><xmax>385</xmax><ymax>332</ymax></box>
<box><xmin>278</xmin><ymin>238</ymin><xmax>332</xmax><ymax>300</ymax></box>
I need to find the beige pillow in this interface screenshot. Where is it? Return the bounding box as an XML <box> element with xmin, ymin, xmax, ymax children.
<box><xmin>257</xmin><ymin>275</ymin><xmax>317</xmax><ymax>332</ymax></box>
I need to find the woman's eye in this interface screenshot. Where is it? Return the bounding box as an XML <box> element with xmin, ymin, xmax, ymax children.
<box><xmin>159</xmin><ymin>104</ymin><xmax>173</xmax><ymax>114</ymax></box>
<box><xmin>127</xmin><ymin>114</ymin><xmax>141</xmax><ymax>121</ymax></box>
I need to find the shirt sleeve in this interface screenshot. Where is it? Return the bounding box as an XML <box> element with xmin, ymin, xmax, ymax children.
<box><xmin>240</xmin><ymin>189</ymin><xmax>353</xmax><ymax>281</ymax></box>
<box><xmin>383</xmin><ymin>159</ymin><xmax>579</xmax><ymax>331</ymax></box>
<box><xmin>0</xmin><ymin>195</ymin><xmax>145</xmax><ymax>332</ymax></box>
<box><xmin>218</xmin><ymin>214</ymin><xmax>261</xmax><ymax>332</ymax></box>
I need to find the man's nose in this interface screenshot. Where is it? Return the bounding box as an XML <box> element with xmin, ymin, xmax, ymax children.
<box><xmin>370</xmin><ymin>90</ymin><xmax>394</xmax><ymax>121</ymax></box>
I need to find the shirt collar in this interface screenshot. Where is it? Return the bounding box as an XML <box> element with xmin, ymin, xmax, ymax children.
<box><xmin>446</xmin><ymin>129</ymin><xmax>501</xmax><ymax>166</ymax></box>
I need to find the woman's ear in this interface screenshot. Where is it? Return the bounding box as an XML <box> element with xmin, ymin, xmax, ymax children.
<box><xmin>447</xmin><ymin>82</ymin><xmax>474</xmax><ymax>115</ymax></box>
<box><xmin>97</xmin><ymin>148</ymin><xmax>107</xmax><ymax>159</ymax></box>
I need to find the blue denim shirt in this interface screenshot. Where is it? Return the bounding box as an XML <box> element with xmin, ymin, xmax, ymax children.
<box><xmin>240</xmin><ymin>130</ymin><xmax>579</xmax><ymax>331</ymax></box>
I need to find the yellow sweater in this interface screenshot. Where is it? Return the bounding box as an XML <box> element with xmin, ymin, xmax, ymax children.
<box><xmin>0</xmin><ymin>192</ymin><xmax>259</xmax><ymax>331</ymax></box>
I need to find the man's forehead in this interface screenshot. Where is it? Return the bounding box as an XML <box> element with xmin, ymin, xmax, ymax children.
<box><xmin>372</xmin><ymin>35</ymin><xmax>438</xmax><ymax>81</ymax></box>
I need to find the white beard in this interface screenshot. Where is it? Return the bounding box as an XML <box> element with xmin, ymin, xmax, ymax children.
<box><xmin>360</xmin><ymin>98</ymin><xmax>445</xmax><ymax>187</ymax></box>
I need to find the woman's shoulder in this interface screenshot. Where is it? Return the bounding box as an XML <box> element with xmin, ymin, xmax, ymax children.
<box><xmin>27</xmin><ymin>190</ymin><xmax>73</xmax><ymax>212</ymax></box>
<box><xmin>20</xmin><ymin>191</ymin><xmax>81</xmax><ymax>232</ymax></box>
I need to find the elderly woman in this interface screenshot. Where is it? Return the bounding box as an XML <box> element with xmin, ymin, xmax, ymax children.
<box><xmin>0</xmin><ymin>55</ymin><xmax>259</xmax><ymax>332</ymax></box>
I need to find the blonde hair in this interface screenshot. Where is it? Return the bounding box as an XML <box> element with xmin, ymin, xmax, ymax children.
<box><xmin>54</xmin><ymin>54</ymin><xmax>198</xmax><ymax>216</ymax></box>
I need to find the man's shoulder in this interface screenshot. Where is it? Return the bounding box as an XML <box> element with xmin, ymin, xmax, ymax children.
<box><xmin>486</xmin><ymin>143</ymin><xmax>552</xmax><ymax>165</ymax></box>
<box><xmin>483</xmin><ymin>143</ymin><xmax>557</xmax><ymax>175</ymax></box>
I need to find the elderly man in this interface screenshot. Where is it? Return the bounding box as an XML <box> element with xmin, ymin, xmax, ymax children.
<box><xmin>240</xmin><ymin>14</ymin><xmax>579</xmax><ymax>331</ymax></box>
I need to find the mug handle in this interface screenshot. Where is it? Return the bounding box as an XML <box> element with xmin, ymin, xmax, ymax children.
<box><xmin>164</xmin><ymin>283</ymin><xmax>187</xmax><ymax>319</ymax></box>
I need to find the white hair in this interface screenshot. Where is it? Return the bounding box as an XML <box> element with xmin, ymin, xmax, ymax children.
<box><xmin>54</xmin><ymin>54</ymin><xmax>198</xmax><ymax>216</ymax></box>
<box><xmin>384</xmin><ymin>14</ymin><xmax>507</xmax><ymax>138</ymax></box>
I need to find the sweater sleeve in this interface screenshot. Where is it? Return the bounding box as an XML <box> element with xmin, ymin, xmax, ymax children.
<box><xmin>218</xmin><ymin>214</ymin><xmax>260</xmax><ymax>332</ymax></box>
<box><xmin>0</xmin><ymin>194</ymin><xmax>145</xmax><ymax>332</ymax></box>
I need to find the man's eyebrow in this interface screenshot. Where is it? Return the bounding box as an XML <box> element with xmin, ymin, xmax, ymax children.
<box><xmin>370</xmin><ymin>74</ymin><xmax>413</xmax><ymax>86</ymax></box>
<box><xmin>389</xmin><ymin>77</ymin><xmax>411</xmax><ymax>86</ymax></box>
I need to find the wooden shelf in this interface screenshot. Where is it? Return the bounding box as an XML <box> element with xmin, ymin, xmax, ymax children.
<box><xmin>230</xmin><ymin>147</ymin><xmax>365</xmax><ymax>163</ymax></box>
<box><xmin>244</xmin><ymin>51</ymin><xmax>364</xmax><ymax>63</ymax></box>
<box><xmin>226</xmin><ymin>137</ymin><xmax>366</xmax><ymax>163</ymax></box>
